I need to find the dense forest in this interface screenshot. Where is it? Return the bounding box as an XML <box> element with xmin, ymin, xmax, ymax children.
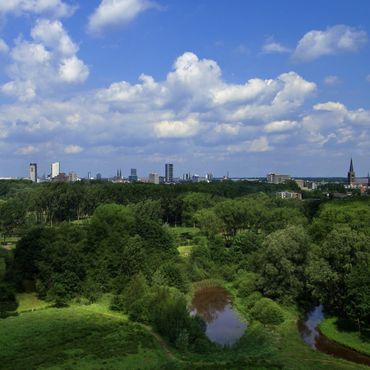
<box><xmin>1</xmin><ymin>179</ymin><xmax>370</xmax><ymax>369</ymax></box>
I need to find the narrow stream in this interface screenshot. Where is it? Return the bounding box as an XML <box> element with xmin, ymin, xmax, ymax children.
<box><xmin>298</xmin><ymin>305</ymin><xmax>370</xmax><ymax>367</ymax></box>
<box><xmin>191</xmin><ymin>286</ymin><xmax>247</xmax><ymax>346</ymax></box>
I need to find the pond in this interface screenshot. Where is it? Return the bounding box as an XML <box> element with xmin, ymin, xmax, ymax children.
<box><xmin>298</xmin><ymin>305</ymin><xmax>370</xmax><ymax>367</ymax></box>
<box><xmin>191</xmin><ymin>286</ymin><xmax>247</xmax><ymax>346</ymax></box>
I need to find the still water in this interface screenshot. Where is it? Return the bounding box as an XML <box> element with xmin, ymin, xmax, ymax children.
<box><xmin>298</xmin><ymin>305</ymin><xmax>370</xmax><ymax>367</ymax></box>
<box><xmin>191</xmin><ymin>286</ymin><xmax>247</xmax><ymax>346</ymax></box>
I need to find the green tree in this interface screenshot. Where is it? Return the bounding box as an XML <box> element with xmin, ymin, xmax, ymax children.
<box><xmin>258</xmin><ymin>225</ymin><xmax>310</xmax><ymax>301</ymax></box>
<box><xmin>250</xmin><ymin>298</ymin><xmax>285</xmax><ymax>325</ymax></box>
<box><xmin>345</xmin><ymin>260</ymin><xmax>370</xmax><ymax>332</ymax></box>
<box><xmin>0</xmin><ymin>283</ymin><xmax>18</xmax><ymax>318</ymax></box>
<box><xmin>306</xmin><ymin>225</ymin><xmax>370</xmax><ymax>312</ymax></box>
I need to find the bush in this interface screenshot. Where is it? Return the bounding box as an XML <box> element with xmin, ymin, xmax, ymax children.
<box><xmin>0</xmin><ymin>283</ymin><xmax>18</xmax><ymax>318</ymax></box>
<box><xmin>250</xmin><ymin>298</ymin><xmax>284</xmax><ymax>325</ymax></box>
<box><xmin>234</xmin><ymin>271</ymin><xmax>259</xmax><ymax>298</ymax></box>
<box><xmin>245</xmin><ymin>292</ymin><xmax>263</xmax><ymax>310</ymax></box>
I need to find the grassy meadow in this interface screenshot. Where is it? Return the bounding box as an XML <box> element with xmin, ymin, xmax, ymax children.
<box><xmin>1</xmin><ymin>293</ymin><xmax>370</xmax><ymax>370</ymax></box>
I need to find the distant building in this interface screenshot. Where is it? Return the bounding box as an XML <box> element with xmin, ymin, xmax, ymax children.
<box><xmin>68</xmin><ymin>172</ymin><xmax>78</xmax><ymax>182</ymax></box>
<box><xmin>129</xmin><ymin>168</ymin><xmax>138</xmax><ymax>182</ymax></box>
<box><xmin>29</xmin><ymin>163</ymin><xmax>37</xmax><ymax>183</ymax></box>
<box><xmin>149</xmin><ymin>173</ymin><xmax>160</xmax><ymax>185</ymax></box>
<box><xmin>165</xmin><ymin>163</ymin><xmax>174</xmax><ymax>183</ymax></box>
<box><xmin>51</xmin><ymin>172</ymin><xmax>68</xmax><ymax>182</ymax></box>
<box><xmin>206</xmin><ymin>173</ymin><xmax>214</xmax><ymax>182</ymax></box>
<box><xmin>267</xmin><ymin>173</ymin><xmax>290</xmax><ymax>184</ymax></box>
<box><xmin>347</xmin><ymin>158</ymin><xmax>356</xmax><ymax>186</ymax></box>
<box><xmin>276</xmin><ymin>191</ymin><xmax>302</xmax><ymax>200</ymax></box>
<box><xmin>294</xmin><ymin>179</ymin><xmax>318</xmax><ymax>191</ymax></box>
<box><xmin>51</xmin><ymin>162</ymin><xmax>60</xmax><ymax>178</ymax></box>
<box><xmin>96</xmin><ymin>173</ymin><xmax>102</xmax><ymax>180</ymax></box>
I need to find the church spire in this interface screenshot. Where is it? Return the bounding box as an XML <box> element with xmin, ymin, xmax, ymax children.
<box><xmin>349</xmin><ymin>158</ymin><xmax>354</xmax><ymax>172</ymax></box>
<box><xmin>347</xmin><ymin>158</ymin><xmax>356</xmax><ymax>186</ymax></box>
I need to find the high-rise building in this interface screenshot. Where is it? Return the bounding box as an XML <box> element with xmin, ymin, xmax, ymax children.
<box><xmin>165</xmin><ymin>163</ymin><xmax>174</xmax><ymax>183</ymax></box>
<box><xmin>51</xmin><ymin>162</ymin><xmax>60</xmax><ymax>178</ymax></box>
<box><xmin>68</xmin><ymin>172</ymin><xmax>78</xmax><ymax>182</ymax></box>
<box><xmin>96</xmin><ymin>173</ymin><xmax>102</xmax><ymax>180</ymax></box>
<box><xmin>266</xmin><ymin>173</ymin><xmax>290</xmax><ymax>184</ymax></box>
<box><xmin>129</xmin><ymin>168</ymin><xmax>138</xmax><ymax>182</ymax></box>
<box><xmin>29</xmin><ymin>163</ymin><xmax>37</xmax><ymax>183</ymax></box>
<box><xmin>347</xmin><ymin>158</ymin><xmax>356</xmax><ymax>186</ymax></box>
<box><xmin>206</xmin><ymin>173</ymin><xmax>213</xmax><ymax>182</ymax></box>
<box><xmin>149</xmin><ymin>173</ymin><xmax>160</xmax><ymax>185</ymax></box>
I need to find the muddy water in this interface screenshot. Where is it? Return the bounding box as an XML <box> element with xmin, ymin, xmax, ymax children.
<box><xmin>298</xmin><ymin>305</ymin><xmax>370</xmax><ymax>367</ymax></box>
<box><xmin>191</xmin><ymin>286</ymin><xmax>247</xmax><ymax>346</ymax></box>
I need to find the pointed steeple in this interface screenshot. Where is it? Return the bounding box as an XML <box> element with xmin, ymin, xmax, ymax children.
<box><xmin>349</xmin><ymin>158</ymin><xmax>354</xmax><ymax>172</ymax></box>
<box><xmin>347</xmin><ymin>158</ymin><xmax>356</xmax><ymax>186</ymax></box>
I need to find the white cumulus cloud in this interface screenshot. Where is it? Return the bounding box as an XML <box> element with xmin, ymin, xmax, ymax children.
<box><xmin>0</xmin><ymin>0</ymin><xmax>76</xmax><ymax>18</ymax></box>
<box><xmin>1</xmin><ymin>19</ymin><xmax>89</xmax><ymax>100</ymax></box>
<box><xmin>59</xmin><ymin>56</ymin><xmax>90</xmax><ymax>83</ymax></box>
<box><xmin>262</xmin><ymin>41</ymin><xmax>290</xmax><ymax>54</ymax></box>
<box><xmin>154</xmin><ymin>116</ymin><xmax>200</xmax><ymax>138</ymax></box>
<box><xmin>264</xmin><ymin>120</ymin><xmax>297</xmax><ymax>133</ymax></box>
<box><xmin>88</xmin><ymin>0</ymin><xmax>156</xmax><ymax>34</ymax></box>
<box><xmin>293</xmin><ymin>25</ymin><xmax>367</xmax><ymax>62</ymax></box>
<box><xmin>64</xmin><ymin>145</ymin><xmax>83</xmax><ymax>154</ymax></box>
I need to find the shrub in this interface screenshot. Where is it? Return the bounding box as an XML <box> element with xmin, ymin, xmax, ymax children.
<box><xmin>234</xmin><ymin>271</ymin><xmax>259</xmax><ymax>298</ymax></box>
<box><xmin>245</xmin><ymin>291</ymin><xmax>263</xmax><ymax>310</ymax></box>
<box><xmin>250</xmin><ymin>298</ymin><xmax>284</xmax><ymax>325</ymax></box>
<box><xmin>0</xmin><ymin>283</ymin><xmax>18</xmax><ymax>318</ymax></box>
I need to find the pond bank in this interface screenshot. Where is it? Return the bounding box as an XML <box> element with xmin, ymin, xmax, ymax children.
<box><xmin>298</xmin><ymin>305</ymin><xmax>370</xmax><ymax>367</ymax></box>
<box><xmin>191</xmin><ymin>285</ymin><xmax>247</xmax><ymax>346</ymax></box>
<box><xmin>320</xmin><ymin>317</ymin><xmax>370</xmax><ymax>357</ymax></box>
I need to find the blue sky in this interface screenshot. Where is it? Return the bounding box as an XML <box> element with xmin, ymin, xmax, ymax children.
<box><xmin>0</xmin><ymin>0</ymin><xmax>369</xmax><ymax>178</ymax></box>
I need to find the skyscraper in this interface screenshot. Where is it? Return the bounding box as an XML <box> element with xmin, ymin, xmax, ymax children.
<box><xmin>165</xmin><ymin>163</ymin><xmax>174</xmax><ymax>183</ymax></box>
<box><xmin>29</xmin><ymin>163</ymin><xmax>37</xmax><ymax>183</ymax></box>
<box><xmin>347</xmin><ymin>158</ymin><xmax>356</xmax><ymax>186</ymax></box>
<box><xmin>129</xmin><ymin>168</ymin><xmax>138</xmax><ymax>182</ymax></box>
<box><xmin>149</xmin><ymin>173</ymin><xmax>160</xmax><ymax>184</ymax></box>
<box><xmin>51</xmin><ymin>162</ymin><xmax>60</xmax><ymax>178</ymax></box>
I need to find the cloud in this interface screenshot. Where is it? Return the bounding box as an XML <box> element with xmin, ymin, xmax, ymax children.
<box><xmin>0</xmin><ymin>0</ymin><xmax>76</xmax><ymax>18</ymax></box>
<box><xmin>293</xmin><ymin>25</ymin><xmax>367</xmax><ymax>62</ymax></box>
<box><xmin>228</xmin><ymin>137</ymin><xmax>272</xmax><ymax>153</ymax></box>
<box><xmin>16</xmin><ymin>145</ymin><xmax>39</xmax><ymax>155</ymax></box>
<box><xmin>1</xmin><ymin>19</ymin><xmax>89</xmax><ymax>100</ymax></box>
<box><xmin>264</xmin><ymin>120</ymin><xmax>297</xmax><ymax>133</ymax></box>
<box><xmin>64</xmin><ymin>145</ymin><xmax>83</xmax><ymax>154</ymax></box>
<box><xmin>1</xmin><ymin>80</ymin><xmax>36</xmax><ymax>101</ymax></box>
<box><xmin>154</xmin><ymin>116</ymin><xmax>200</xmax><ymax>138</ymax></box>
<box><xmin>367</xmin><ymin>75</ymin><xmax>370</xmax><ymax>83</ymax></box>
<box><xmin>313</xmin><ymin>101</ymin><xmax>346</xmax><ymax>112</ymax></box>
<box><xmin>31</xmin><ymin>19</ymin><xmax>78</xmax><ymax>56</ymax></box>
<box><xmin>324</xmin><ymin>75</ymin><xmax>342</xmax><ymax>86</ymax></box>
<box><xmin>262</xmin><ymin>41</ymin><xmax>290</xmax><ymax>54</ymax></box>
<box><xmin>3</xmin><ymin>51</ymin><xmax>369</xmax><ymax>170</ymax></box>
<box><xmin>59</xmin><ymin>56</ymin><xmax>89</xmax><ymax>83</ymax></box>
<box><xmin>0</xmin><ymin>38</ymin><xmax>9</xmax><ymax>53</ymax></box>
<box><xmin>88</xmin><ymin>0</ymin><xmax>156</xmax><ymax>34</ymax></box>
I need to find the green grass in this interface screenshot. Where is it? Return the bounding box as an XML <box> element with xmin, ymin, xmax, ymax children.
<box><xmin>274</xmin><ymin>308</ymin><xmax>369</xmax><ymax>370</ymax></box>
<box><xmin>16</xmin><ymin>293</ymin><xmax>50</xmax><ymax>312</ymax></box>
<box><xmin>0</xmin><ymin>235</ymin><xmax>19</xmax><ymax>250</ymax></box>
<box><xmin>320</xmin><ymin>317</ymin><xmax>370</xmax><ymax>356</ymax></box>
<box><xmin>223</xmin><ymin>281</ymin><xmax>368</xmax><ymax>370</ymax></box>
<box><xmin>2</xmin><ymin>291</ymin><xmax>369</xmax><ymax>370</ymax></box>
<box><xmin>177</xmin><ymin>245</ymin><xmax>193</xmax><ymax>257</ymax></box>
<box><xmin>0</xmin><ymin>306</ymin><xmax>169</xmax><ymax>370</ymax></box>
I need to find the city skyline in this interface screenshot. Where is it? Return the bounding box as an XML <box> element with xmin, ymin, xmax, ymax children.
<box><xmin>0</xmin><ymin>1</ymin><xmax>370</xmax><ymax>177</ymax></box>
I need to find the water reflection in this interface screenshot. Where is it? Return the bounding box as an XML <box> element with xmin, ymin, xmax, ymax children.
<box><xmin>298</xmin><ymin>305</ymin><xmax>370</xmax><ymax>367</ymax></box>
<box><xmin>191</xmin><ymin>286</ymin><xmax>247</xmax><ymax>346</ymax></box>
